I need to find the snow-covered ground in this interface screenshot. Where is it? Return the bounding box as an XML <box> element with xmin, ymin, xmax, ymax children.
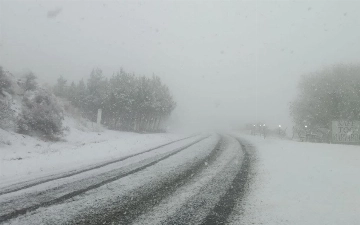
<box><xmin>230</xmin><ymin>134</ymin><xmax>360</xmax><ymax>225</ymax></box>
<box><xmin>0</xmin><ymin>116</ymin><xmax>188</xmax><ymax>186</ymax></box>
<box><xmin>3</xmin><ymin>122</ymin><xmax>359</xmax><ymax>225</ymax></box>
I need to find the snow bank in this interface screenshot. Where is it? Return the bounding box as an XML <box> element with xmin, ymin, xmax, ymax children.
<box><xmin>230</xmin><ymin>134</ymin><xmax>360</xmax><ymax>225</ymax></box>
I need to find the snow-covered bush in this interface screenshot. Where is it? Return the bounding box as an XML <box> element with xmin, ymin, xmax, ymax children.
<box><xmin>0</xmin><ymin>66</ymin><xmax>12</xmax><ymax>95</ymax></box>
<box><xmin>0</xmin><ymin>98</ymin><xmax>15</xmax><ymax>130</ymax></box>
<box><xmin>0</xmin><ymin>67</ymin><xmax>16</xmax><ymax>130</ymax></box>
<box><xmin>17</xmin><ymin>89</ymin><xmax>64</xmax><ymax>139</ymax></box>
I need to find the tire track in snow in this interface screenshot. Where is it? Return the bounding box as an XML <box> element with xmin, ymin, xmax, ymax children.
<box><xmin>0</xmin><ymin>135</ymin><xmax>197</xmax><ymax>196</ymax></box>
<box><xmin>68</xmin><ymin>136</ymin><xmax>224</xmax><ymax>225</ymax></box>
<box><xmin>156</xmin><ymin>135</ymin><xmax>243</xmax><ymax>225</ymax></box>
<box><xmin>199</xmin><ymin>137</ymin><xmax>253</xmax><ymax>225</ymax></box>
<box><xmin>0</xmin><ymin>136</ymin><xmax>207</xmax><ymax>223</ymax></box>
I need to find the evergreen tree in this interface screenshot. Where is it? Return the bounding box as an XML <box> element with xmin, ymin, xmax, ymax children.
<box><xmin>56</xmin><ymin>67</ymin><xmax>177</xmax><ymax>132</ymax></box>
<box><xmin>54</xmin><ymin>75</ymin><xmax>67</xmax><ymax>98</ymax></box>
<box><xmin>86</xmin><ymin>68</ymin><xmax>107</xmax><ymax>121</ymax></box>
<box><xmin>76</xmin><ymin>79</ymin><xmax>87</xmax><ymax>110</ymax></box>
<box><xmin>24</xmin><ymin>72</ymin><xmax>38</xmax><ymax>91</ymax></box>
<box><xmin>67</xmin><ymin>81</ymin><xmax>77</xmax><ymax>104</ymax></box>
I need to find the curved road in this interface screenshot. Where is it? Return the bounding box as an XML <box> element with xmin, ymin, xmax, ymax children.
<box><xmin>0</xmin><ymin>134</ymin><xmax>254</xmax><ymax>225</ymax></box>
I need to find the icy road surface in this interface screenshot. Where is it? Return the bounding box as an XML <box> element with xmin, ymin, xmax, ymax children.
<box><xmin>0</xmin><ymin>134</ymin><xmax>254</xmax><ymax>225</ymax></box>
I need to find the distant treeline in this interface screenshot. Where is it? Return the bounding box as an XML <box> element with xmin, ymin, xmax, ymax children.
<box><xmin>54</xmin><ymin>68</ymin><xmax>176</xmax><ymax>132</ymax></box>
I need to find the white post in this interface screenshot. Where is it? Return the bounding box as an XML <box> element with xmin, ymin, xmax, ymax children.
<box><xmin>97</xmin><ymin>109</ymin><xmax>102</xmax><ymax>126</ymax></box>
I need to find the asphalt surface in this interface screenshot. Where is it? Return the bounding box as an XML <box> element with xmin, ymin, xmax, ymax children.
<box><xmin>0</xmin><ymin>134</ymin><xmax>254</xmax><ymax>225</ymax></box>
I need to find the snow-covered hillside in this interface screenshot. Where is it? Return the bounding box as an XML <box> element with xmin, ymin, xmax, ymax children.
<box><xmin>230</xmin><ymin>134</ymin><xmax>360</xmax><ymax>225</ymax></box>
<box><xmin>0</xmin><ymin>69</ymin><xmax>187</xmax><ymax>188</ymax></box>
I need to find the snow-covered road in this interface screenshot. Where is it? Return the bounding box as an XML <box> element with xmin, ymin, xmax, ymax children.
<box><xmin>2</xmin><ymin>132</ymin><xmax>359</xmax><ymax>225</ymax></box>
<box><xmin>0</xmin><ymin>134</ymin><xmax>253</xmax><ymax>225</ymax></box>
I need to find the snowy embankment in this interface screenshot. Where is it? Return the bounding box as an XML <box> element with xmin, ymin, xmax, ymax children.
<box><xmin>230</xmin><ymin>134</ymin><xmax>360</xmax><ymax>225</ymax></box>
<box><xmin>0</xmin><ymin>116</ymin><xmax>187</xmax><ymax>186</ymax></box>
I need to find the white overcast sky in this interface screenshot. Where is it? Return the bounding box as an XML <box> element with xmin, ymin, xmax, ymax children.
<box><xmin>1</xmin><ymin>0</ymin><xmax>360</xmax><ymax>131</ymax></box>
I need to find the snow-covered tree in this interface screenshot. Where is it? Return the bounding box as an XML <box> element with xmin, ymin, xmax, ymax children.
<box><xmin>290</xmin><ymin>64</ymin><xmax>360</xmax><ymax>131</ymax></box>
<box><xmin>58</xmin><ymin>67</ymin><xmax>176</xmax><ymax>132</ymax></box>
<box><xmin>23</xmin><ymin>72</ymin><xmax>38</xmax><ymax>91</ymax></box>
<box><xmin>67</xmin><ymin>81</ymin><xmax>77</xmax><ymax>104</ymax></box>
<box><xmin>85</xmin><ymin>68</ymin><xmax>107</xmax><ymax>121</ymax></box>
<box><xmin>75</xmin><ymin>79</ymin><xmax>87</xmax><ymax>109</ymax></box>
<box><xmin>0</xmin><ymin>66</ymin><xmax>11</xmax><ymax>96</ymax></box>
<box><xmin>53</xmin><ymin>75</ymin><xmax>67</xmax><ymax>98</ymax></box>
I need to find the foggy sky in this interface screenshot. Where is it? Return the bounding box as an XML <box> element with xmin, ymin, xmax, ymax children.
<box><xmin>1</xmin><ymin>0</ymin><xmax>360</xmax><ymax>132</ymax></box>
